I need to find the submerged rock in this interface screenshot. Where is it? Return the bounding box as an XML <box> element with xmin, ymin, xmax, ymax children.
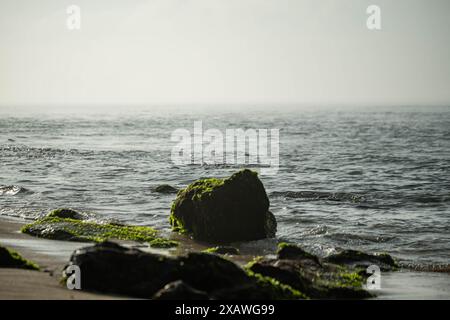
<box><xmin>21</xmin><ymin>210</ymin><xmax>178</xmax><ymax>248</ymax></box>
<box><xmin>64</xmin><ymin>242</ymin><xmax>302</xmax><ymax>299</ymax></box>
<box><xmin>170</xmin><ymin>169</ymin><xmax>277</xmax><ymax>242</ymax></box>
<box><xmin>324</xmin><ymin>249</ymin><xmax>398</xmax><ymax>271</ymax></box>
<box><xmin>0</xmin><ymin>245</ymin><xmax>39</xmax><ymax>270</ymax></box>
<box><xmin>154</xmin><ymin>185</ymin><xmax>179</xmax><ymax>194</ymax></box>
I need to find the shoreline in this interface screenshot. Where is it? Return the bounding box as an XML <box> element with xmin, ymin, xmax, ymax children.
<box><xmin>1</xmin><ymin>216</ymin><xmax>449</xmax><ymax>300</ymax></box>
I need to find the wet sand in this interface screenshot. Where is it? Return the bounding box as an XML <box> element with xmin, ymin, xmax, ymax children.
<box><xmin>1</xmin><ymin>216</ymin><xmax>449</xmax><ymax>300</ymax></box>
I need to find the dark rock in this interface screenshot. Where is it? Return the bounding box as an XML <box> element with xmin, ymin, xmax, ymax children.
<box><xmin>47</xmin><ymin>208</ymin><xmax>85</xmax><ymax>220</ymax></box>
<box><xmin>154</xmin><ymin>185</ymin><xmax>179</xmax><ymax>194</ymax></box>
<box><xmin>170</xmin><ymin>169</ymin><xmax>277</xmax><ymax>242</ymax></box>
<box><xmin>64</xmin><ymin>242</ymin><xmax>304</xmax><ymax>299</ymax></box>
<box><xmin>65</xmin><ymin>241</ymin><xmax>179</xmax><ymax>297</ymax></box>
<box><xmin>0</xmin><ymin>245</ymin><xmax>39</xmax><ymax>270</ymax></box>
<box><xmin>324</xmin><ymin>249</ymin><xmax>398</xmax><ymax>271</ymax></box>
<box><xmin>247</xmin><ymin>253</ymin><xmax>372</xmax><ymax>299</ymax></box>
<box><xmin>153</xmin><ymin>280</ymin><xmax>209</xmax><ymax>300</ymax></box>
<box><xmin>277</xmin><ymin>242</ymin><xmax>321</xmax><ymax>266</ymax></box>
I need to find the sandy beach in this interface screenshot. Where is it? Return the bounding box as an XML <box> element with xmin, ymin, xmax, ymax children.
<box><xmin>0</xmin><ymin>217</ymin><xmax>125</xmax><ymax>300</ymax></box>
<box><xmin>1</xmin><ymin>216</ymin><xmax>449</xmax><ymax>300</ymax></box>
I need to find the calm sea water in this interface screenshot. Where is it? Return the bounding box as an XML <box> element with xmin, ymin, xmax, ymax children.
<box><xmin>1</xmin><ymin>107</ymin><xmax>449</xmax><ymax>268</ymax></box>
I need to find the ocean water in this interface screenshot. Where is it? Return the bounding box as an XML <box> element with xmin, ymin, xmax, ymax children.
<box><xmin>1</xmin><ymin>107</ymin><xmax>449</xmax><ymax>269</ymax></box>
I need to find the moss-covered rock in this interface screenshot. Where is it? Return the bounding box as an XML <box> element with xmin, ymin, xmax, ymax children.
<box><xmin>245</xmin><ymin>243</ymin><xmax>374</xmax><ymax>299</ymax></box>
<box><xmin>170</xmin><ymin>169</ymin><xmax>277</xmax><ymax>242</ymax></box>
<box><xmin>21</xmin><ymin>215</ymin><xmax>178</xmax><ymax>248</ymax></box>
<box><xmin>247</xmin><ymin>257</ymin><xmax>372</xmax><ymax>299</ymax></box>
<box><xmin>64</xmin><ymin>242</ymin><xmax>306</xmax><ymax>299</ymax></box>
<box><xmin>0</xmin><ymin>245</ymin><xmax>39</xmax><ymax>270</ymax></box>
<box><xmin>154</xmin><ymin>185</ymin><xmax>179</xmax><ymax>194</ymax></box>
<box><xmin>47</xmin><ymin>208</ymin><xmax>85</xmax><ymax>220</ymax></box>
<box><xmin>277</xmin><ymin>242</ymin><xmax>321</xmax><ymax>266</ymax></box>
<box><xmin>203</xmin><ymin>246</ymin><xmax>240</xmax><ymax>255</ymax></box>
<box><xmin>324</xmin><ymin>249</ymin><xmax>398</xmax><ymax>271</ymax></box>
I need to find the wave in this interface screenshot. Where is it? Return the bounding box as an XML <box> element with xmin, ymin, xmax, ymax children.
<box><xmin>270</xmin><ymin>190</ymin><xmax>365</xmax><ymax>203</ymax></box>
<box><xmin>0</xmin><ymin>185</ymin><xmax>31</xmax><ymax>196</ymax></box>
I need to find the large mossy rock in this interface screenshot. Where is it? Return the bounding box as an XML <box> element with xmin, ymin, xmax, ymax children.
<box><xmin>170</xmin><ymin>169</ymin><xmax>277</xmax><ymax>242</ymax></box>
<box><xmin>64</xmin><ymin>241</ymin><xmax>302</xmax><ymax>299</ymax></box>
<box><xmin>0</xmin><ymin>245</ymin><xmax>39</xmax><ymax>270</ymax></box>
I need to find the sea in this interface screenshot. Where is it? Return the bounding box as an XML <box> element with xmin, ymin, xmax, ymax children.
<box><xmin>1</xmin><ymin>106</ymin><xmax>449</xmax><ymax>270</ymax></box>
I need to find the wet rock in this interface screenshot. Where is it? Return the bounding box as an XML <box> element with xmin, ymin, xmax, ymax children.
<box><xmin>277</xmin><ymin>242</ymin><xmax>321</xmax><ymax>266</ymax></box>
<box><xmin>47</xmin><ymin>208</ymin><xmax>86</xmax><ymax>220</ymax></box>
<box><xmin>0</xmin><ymin>245</ymin><xmax>39</xmax><ymax>270</ymax></box>
<box><xmin>154</xmin><ymin>185</ymin><xmax>179</xmax><ymax>194</ymax></box>
<box><xmin>203</xmin><ymin>246</ymin><xmax>240</xmax><ymax>255</ymax></box>
<box><xmin>64</xmin><ymin>241</ymin><xmax>179</xmax><ymax>297</ymax></box>
<box><xmin>248</xmin><ymin>257</ymin><xmax>372</xmax><ymax>299</ymax></box>
<box><xmin>324</xmin><ymin>249</ymin><xmax>398</xmax><ymax>271</ymax></box>
<box><xmin>21</xmin><ymin>213</ymin><xmax>177</xmax><ymax>247</ymax></box>
<box><xmin>64</xmin><ymin>242</ymin><xmax>303</xmax><ymax>299</ymax></box>
<box><xmin>170</xmin><ymin>169</ymin><xmax>277</xmax><ymax>242</ymax></box>
<box><xmin>152</xmin><ymin>280</ymin><xmax>209</xmax><ymax>300</ymax></box>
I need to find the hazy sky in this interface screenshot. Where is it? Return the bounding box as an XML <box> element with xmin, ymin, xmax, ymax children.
<box><xmin>0</xmin><ymin>0</ymin><xmax>449</xmax><ymax>109</ymax></box>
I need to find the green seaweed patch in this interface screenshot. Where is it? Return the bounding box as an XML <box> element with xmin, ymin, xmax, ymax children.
<box><xmin>247</xmin><ymin>270</ymin><xmax>308</xmax><ymax>300</ymax></box>
<box><xmin>21</xmin><ymin>217</ymin><xmax>178</xmax><ymax>247</ymax></box>
<box><xmin>149</xmin><ymin>238</ymin><xmax>179</xmax><ymax>248</ymax></box>
<box><xmin>0</xmin><ymin>245</ymin><xmax>40</xmax><ymax>270</ymax></box>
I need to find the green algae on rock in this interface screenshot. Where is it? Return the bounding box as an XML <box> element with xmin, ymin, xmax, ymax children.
<box><xmin>324</xmin><ymin>249</ymin><xmax>399</xmax><ymax>271</ymax></box>
<box><xmin>21</xmin><ymin>209</ymin><xmax>178</xmax><ymax>248</ymax></box>
<box><xmin>0</xmin><ymin>245</ymin><xmax>40</xmax><ymax>270</ymax></box>
<box><xmin>47</xmin><ymin>208</ymin><xmax>86</xmax><ymax>220</ymax></box>
<box><xmin>64</xmin><ymin>241</ymin><xmax>307</xmax><ymax>300</ymax></box>
<box><xmin>203</xmin><ymin>246</ymin><xmax>240</xmax><ymax>255</ymax></box>
<box><xmin>170</xmin><ymin>169</ymin><xmax>277</xmax><ymax>242</ymax></box>
<box><xmin>245</xmin><ymin>242</ymin><xmax>374</xmax><ymax>299</ymax></box>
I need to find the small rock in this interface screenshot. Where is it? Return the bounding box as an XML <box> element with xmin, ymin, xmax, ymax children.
<box><xmin>47</xmin><ymin>208</ymin><xmax>85</xmax><ymax>220</ymax></box>
<box><xmin>154</xmin><ymin>185</ymin><xmax>179</xmax><ymax>194</ymax></box>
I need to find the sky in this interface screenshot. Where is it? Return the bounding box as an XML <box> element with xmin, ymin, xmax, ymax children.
<box><xmin>0</xmin><ymin>0</ymin><xmax>449</xmax><ymax>110</ymax></box>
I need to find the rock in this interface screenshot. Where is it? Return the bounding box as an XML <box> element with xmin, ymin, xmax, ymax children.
<box><xmin>0</xmin><ymin>245</ymin><xmax>39</xmax><ymax>270</ymax></box>
<box><xmin>64</xmin><ymin>241</ymin><xmax>179</xmax><ymax>297</ymax></box>
<box><xmin>153</xmin><ymin>280</ymin><xmax>209</xmax><ymax>300</ymax></box>
<box><xmin>203</xmin><ymin>246</ymin><xmax>240</xmax><ymax>255</ymax></box>
<box><xmin>247</xmin><ymin>257</ymin><xmax>372</xmax><ymax>299</ymax></box>
<box><xmin>170</xmin><ymin>169</ymin><xmax>277</xmax><ymax>242</ymax></box>
<box><xmin>324</xmin><ymin>249</ymin><xmax>398</xmax><ymax>271</ymax></box>
<box><xmin>21</xmin><ymin>214</ymin><xmax>178</xmax><ymax>247</ymax></box>
<box><xmin>64</xmin><ymin>242</ymin><xmax>303</xmax><ymax>299</ymax></box>
<box><xmin>154</xmin><ymin>185</ymin><xmax>179</xmax><ymax>194</ymax></box>
<box><xmin>47</xmin><ymin>208</ymin><xmax>85</xmax><ymax>220</ymax></box>
<box><xmin>277</xmin><ymin>242</ymin><xmax>321</xmax><ymax>266</ymax></box>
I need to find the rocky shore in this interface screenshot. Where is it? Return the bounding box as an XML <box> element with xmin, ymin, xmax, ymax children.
<box><xmin>0</xmin><ymin>169</ymin><xmax>404</xmax><ymax>299</ymax></box>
